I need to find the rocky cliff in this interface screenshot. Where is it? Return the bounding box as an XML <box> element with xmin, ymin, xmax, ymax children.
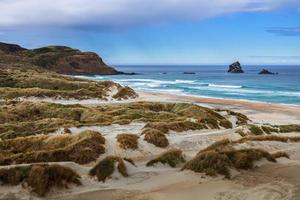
<box><xmin>0</xmin><ymin>42</ymin><xmax>119</xmax><ymax>75</ymax></box>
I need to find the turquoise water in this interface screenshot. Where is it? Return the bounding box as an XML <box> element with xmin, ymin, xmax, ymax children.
<box><xmin>78</xmin><ymin>65</ymin><xmax>300</xmax><ymax>105</ymax></box>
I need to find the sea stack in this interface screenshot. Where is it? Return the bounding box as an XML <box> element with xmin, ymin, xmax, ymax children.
<box><xmin>228</xmin><ymin>61</ymin><xmax>244</xmax><ymax>73</ymax></box>
<box><xmin>259</xmin><ymin>69</ymin><xmax>277</xmax><ymax>75</ymax></box>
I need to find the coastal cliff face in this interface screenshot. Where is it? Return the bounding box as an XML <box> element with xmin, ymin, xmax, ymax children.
<box><xmin>0</xmin><ymin>42</ymin><xmax>119</xmax><ymax>75</ymax></box>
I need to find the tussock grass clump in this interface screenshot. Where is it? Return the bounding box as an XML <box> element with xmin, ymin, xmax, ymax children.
<box><xmin>144</xmin><ymin>121</ymin><xmax>205</xmax><ymax>134</ymax></box>
<box><xmin>215</xmin><ymin>109</ymin><xmax>249</xmax><ymax>125</ymax></box>
<box><xmin>142</xmin><ymin>128</ymin><xmax>169</xmax><ymax>148</ymax></box>
<box><xmin>116</xmin><ymin>133</ymin><xmax>139</xmax><ymax>150</ymax></box>
<box><xmin>261</xmin><ymin>125</ymin><xmax>279</xmax><ymax>134</ymax></box>
<box><xmin>197</xmin><ymin>139</ymin><xmax>233</xmax><ymax>155</ymax></box>
<box><xmin>0</xmin><ymin>164</ymin><xmax>81</xmax><ymax>196</ymax></box>
<box><xmin>89</xmin><ymin>156</ymin><xmax>130</xmax><ymax>182</ymax></box>
<box><xmin>112</xmin><ymin>86</ymin><xmax>138</xmax><ymax>100</ymax></box>
<box><xmin>146</xmin><ymin>149</ymin><xmax>185</xmax><ymax>167</ymax></box>
<box><xmin>248</xmin><ymin>125</ymin><xmax>264</xmax><ymax>135</ymax></box>
<box><xmin>236</xmin><ymin>135</ymin><xmax>300</xmax><ymax>144</ymax></box>
<box><xmin>183</xmin><ymin>148</ymin><xmax>277</xmax><ymax>178</ymax></box>
<box><xmin>0</xmin><ymin>130</ymin><xmax>105</xmax><ymax>165</ymax></box>
<box><xmin>278</xmin><ymin>124</ymin><xmax>300</xmax><ymax>133</ymax></box>
<box><xmin>272</xmin><ymin>151</ymin><xmax>290</xmax><ymax>159</ymax></box>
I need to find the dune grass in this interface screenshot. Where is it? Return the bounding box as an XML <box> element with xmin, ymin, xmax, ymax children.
<box><xmin>0</xmin><ymin>101</ymin><xmax>234</xmax><ymax>139</ymax></box>
<box><xmin>116</xmin><ymin>133</ymin><xmax>139</xmax><ymax>150</ymax></box>
<box><xmin>236</xmin><ymin>135</ymin><xmax>300</xmax><ymax>143</ymax></box>
<box><xmin>0</xmin><ymin>67</ymin><xmax>137</xmax><ymax>100</ymax></box>
<box><xmin>182</xmin><ymin>135</ymin><xmax>298</xmax><ymax>178</ymax></box>
<box><xmin>89</xmin><ymin>156</ymin><xmax>131</xmax><ymax>182</ymax></box>
<box><xmin>0</xmin><ymin>130</ymin><xmax>105</xmax><ymax>165</ymax></box>
<box><xmin>248</xmin><ymin>124</ymin><xmax>264</xmax><ymax>135</ymax></box>
<box><xmin>214</xmin><ymin>109</ymin><xmax>249</xmax><ymax>125</ymax></box>
<box><xmin>277</xmin><ymin>124</ymin><xmax>300</xmax><ymax>133</ymax></box>
<box><xmin>0</xmin><ymin>164</ymin><xmax>81</xmax><ymax>196</ymax></box>
<box><xmin>183</xmin><ymin>148</ymin><xmax>278</xmax><ymax>178</ymax></box>
<box><xmin>146</xmin><ymin>149</ymin><xmax>185</xmax><ymax>167</ymax></box>
<box><xmin>142</xmin><ymin>128</ymin><xmax>169</xmax><ymax>148</ymax></box>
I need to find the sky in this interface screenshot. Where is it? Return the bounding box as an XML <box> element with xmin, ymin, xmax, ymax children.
<box><xmin>0</xmin><ymin>0</ymin><xmax>299</xmax><ymax>65</ymax></box>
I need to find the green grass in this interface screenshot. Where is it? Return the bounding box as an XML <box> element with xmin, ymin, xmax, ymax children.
<box><xmin>0</xmin><ymin>130</ymin><xmax>105</xmax><ymax>165</ymax></box>
<box><xmin>0</xmin><ymin>164</ymin><xmax>81</xmax><ymax>196</ymax></box>
<box><xmin>0</xmin><ymin>101</ymin><xmax>234</xmax><ymax>139</ymax></box>
<box><xmin>89</xmin><ymin>156</ymin><xmax>131</xmax><ymax>182</ymax></box>
<box><xmin>146</xmin><ymin>149</ymin><xmax>185</xmax><ymax>167</ymax></box>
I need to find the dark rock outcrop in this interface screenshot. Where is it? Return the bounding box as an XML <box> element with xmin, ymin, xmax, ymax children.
<box><xmin>0</xmin><ymin>42</ymin><xmax>120</xmax><ymax>75</ymax></box>
<box><xmin>258</xmin><ymin>69</ymin><xmax>277</xmax><ymax>75</ymax></box>
<box><xmin>228</xmin><ymin>62</ymin><xmax>244</xmax><ymax>73</ymax></box>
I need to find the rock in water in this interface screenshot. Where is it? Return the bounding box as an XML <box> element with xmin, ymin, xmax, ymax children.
<box><xmin>228</xmin><ymin>61</ymin><xmax>244</xmax><ymax>73</ymax></box>
<box><xmin>259</xmin><ymin>69</ymin><xmax>277</xmax><ymax>75</ymax></box>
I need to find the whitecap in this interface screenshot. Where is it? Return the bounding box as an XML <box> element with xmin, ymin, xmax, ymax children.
<box><xmin>208</xmin><ymin>84</ymin><xmax>243</xmax><ymax>89</ymax></box>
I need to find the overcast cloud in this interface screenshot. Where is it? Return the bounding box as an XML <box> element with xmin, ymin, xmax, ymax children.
<box><xmin>0</xmin><ymin>0</ymin><xmax>299</xmax><ymax>29</ymax></box>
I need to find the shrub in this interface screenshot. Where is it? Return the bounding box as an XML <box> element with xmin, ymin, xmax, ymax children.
<box><xmin>116</xmin><ymin>133</ymin><xmax>139</xmax><ymax>150</ymax></box>
<box><xmin>146</xmin><ymin>149</ymin><xmax>185</xmax><ymax>167</ymax></box>
<box><xmin>142</xmin><ymin>128</ymin><xmax>169</xmax><ymax>148</ymax></box>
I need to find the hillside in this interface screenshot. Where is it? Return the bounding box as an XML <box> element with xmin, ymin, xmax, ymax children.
<box><xmin>0</xmin><ymin>42</ymin><xmax>119</xmax><ymax>75</ymax></box>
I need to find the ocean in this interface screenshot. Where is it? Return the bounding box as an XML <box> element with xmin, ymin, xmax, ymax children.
<box><xmin>77</xmin><ymin>65</ymin><xmax>300</xmax><ymax>105</ymax></box>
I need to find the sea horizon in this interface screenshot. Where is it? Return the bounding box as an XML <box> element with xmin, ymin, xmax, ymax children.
<box><xmin>77</xmin><ymin>64</ymin><xmax>300</xmax><ymax>106</ymax></box>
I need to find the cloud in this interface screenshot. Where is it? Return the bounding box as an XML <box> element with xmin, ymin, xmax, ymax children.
<box><xmin>266</xmin><ymin>27</ymin><xmax>300</xmax><ymax>36</ymax></box>
<box><xmin>0</xmin><ymin>0</ymin><xmax>299</xmax><ymax>30</ymax></box>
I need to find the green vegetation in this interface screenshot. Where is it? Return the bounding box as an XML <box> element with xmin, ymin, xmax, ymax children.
<box><xmin>236</xmin><ymin>135</ymin><xmax>300</xmax><ymax>143</ymax></box>
<box><xmin>89</xmin><ymin>156</ymin><xmax>131</xmax><ymax>182</ymax></box>
<box><xmin>183</xmin><ymin>148</ymin><xmax>278</xmax><ymax>178</ymax></box>
<box><xmin>142</xmin><ymin>128</ymin><xmax>169</xmax><ymax>148</ymax></box>
<box><xmin>0</xmin><ymin>67</ymin><xmax>137</xmax><ymax>100</ymax></box>
<box><xmin>214</xmin><ymin>109</ymin><xmax>249</xmax><ymax>125</ymax></box>
<box><xmin>0</xmin><ymin>130</ymin><xmax>105</xmax><ymax>165</ymax></box>
<box><xmin>146</xmin><ymin>149</ymin><xmax>185</xmax><ymax>167</ymax></box>
<box><xmin>116</xmin><ymin>133</ymin><xmax>139</xmax><ymax>150</ymax></box>
<box><xmin>277</xmin><ymin>124</ymin><xmax>300</xmax><ymax>133</ymax></box>
<box><xmin>248</xmin><ymin>124</ymin><xmax>264</xmax><ymax>135</ymax></box>
<box><xmin>0</xmin><ymin>101</ymin><xmax>233</xmax><ymax>139</ymax></box>
<box><xmin>0</xmin><ymin>164</ymin><xmax>81</xmax><ymax>196</ymax></box>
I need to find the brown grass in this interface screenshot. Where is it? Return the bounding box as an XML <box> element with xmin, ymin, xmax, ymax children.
<box><xmin>0</xmin><ymin>67</ymin><xmax>137</xmax><ymax>100</ymax></box>
<box><xmin>0</xmin><ymin>130</ymin><xmax>105</xmax><ymax>165</ymax></box>
<box><xmin>248</xmin><ymin>124</ymin><xmax>264</xmax><ymax>135</ymax></box>
<box><xmin>0</xmin><ymin>164</ymin><xmax>81</xmax><ymax>196</ymax></box>
<box><xmin>89</xmin><ymin>156</ymin><xmax>129</xmax><ymax>182</ymax></box>
<box><xmin>278</xmin><ymin>124</ymin><xmax>300</xmax><ymax>133</ymax></box>
<box><xmin>236</xmin><ymin>135</ymin><xmax>300</xmax><ymax>144</ymax></box>
<box><xmin>183</xmin><ymin>148</ymin><xmax>277</xmax><ymax>178</ymax></box>
<box><xmin>272</xmin><ymin>151</ymin><xmax>290</xmax><ymax>159</ymax></box>
<box><xmin>142</xmin><ymin>128</ymin><xmax>169</xmax><ymax>148</ymax></box>
<box><xmin>146</xmin><ymin>149</ymin><xmax>185</xmax><ymax>167</ymax></box>
<box><xmin>116</xmin><ymin>133</ymin><xmax>139</xmax><ymax>150</ymax></box>
<box><xmin>1</xmin><ymin>101</ymin><xmax>235</xmax><ymax>139</ymax></box>
<box><xmin>144</xmin><ymin>121</ymin><xmax>205</xmax><ymax>134</ymax></box>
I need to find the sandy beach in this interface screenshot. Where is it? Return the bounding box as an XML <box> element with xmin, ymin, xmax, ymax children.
<box><xmin>1</xmin><ymin>90</ymin><xmax>299</xmax><ymax>200</ymax></box>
